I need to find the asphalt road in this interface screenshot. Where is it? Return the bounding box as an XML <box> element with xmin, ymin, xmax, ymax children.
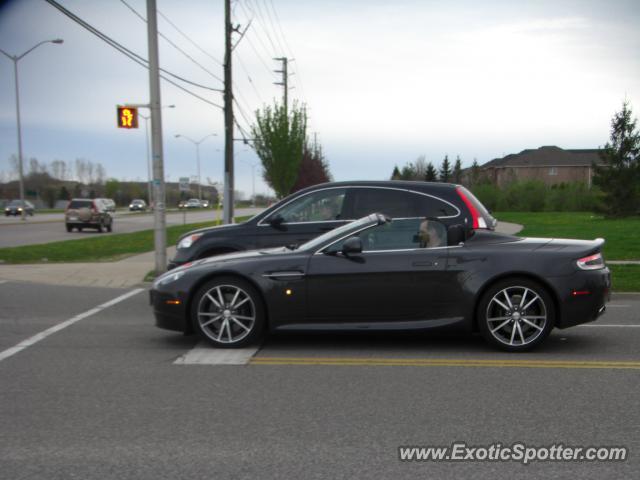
<box><xmin>0</xmin><ymin>208</ymin><xmax>264</xmax><ymax>248</ymax></box>
<box><xmin>0</xmin><ymin>281</ymin><xmax>638</xmax><ymax>479</ymax></box>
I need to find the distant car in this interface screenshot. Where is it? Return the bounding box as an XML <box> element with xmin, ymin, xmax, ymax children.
<box><xmin>129</xmin><ymin>199</ymin><xmax>147</xmax><ymax>211</ymax></box>
<box><xmin>4</xmin><ymin>200</ymin><xmax>35</xmax><ymax>216</ymax></box>
<box><xmin>178</xmin><ymin>200</ymin><xmax>187</xmax><ymax>209</ymax></box>
<box><xmin>152</xmin><ymin>213</ymin><xmax>610</xmax><ymax>352</ymax></box>
<box><xmin>65</xmin><ymin>198</ymin><xmax>113</xmax><ymax>233</ymax></box>
<box><xmin>201</xmin><ymin>200</ymin><xmax>210</xmax><ymax>208</ymax></box>
<box><xmin>185</xmin><ymin>199</ymin><xmax>201</xmax><ymax>209</ymax></box>
<box><xmin>97</xmin><ymin>198</ymin><xmax>116</xmax><ymax>212</ymax></box>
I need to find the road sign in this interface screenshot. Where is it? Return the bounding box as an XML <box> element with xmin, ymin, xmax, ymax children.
<box><xmin>117</xmin><ymin>106</ymin><xmax>138</xmax><ymax>129</ymax></box>
<box><xmin>179</xmin><ymin>177</ymin><xmax>190</xmax><ymax>192</ymax></box>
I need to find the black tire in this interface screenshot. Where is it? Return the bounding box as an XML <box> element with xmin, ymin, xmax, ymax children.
<box><xmin>477</xmin><ymin>277</ymin><xmax>555</xmax><ymax>352</ymax></box>
<box><xmin>97</xmin><ymin>221</ymin><xmax>104</xmax><ymax>233</ymax></box>
<box><xmin>78</xmin><ymin>227</ymin><xmax>83</xmax><ymax>232</ymax></box>
<box><xmin>191</xmin><ymin>276</ymin><xmax>265</xmax><ymax>348</ymax></box>
<box><xmin>106</xmin><ymin>221</ymin><xmax>112</xmax><ymax>233</ymax></box>
<box><xmin>66</xmin><ymin>224</ymin><xmax>72</xmax><ymax>233</ymax></box>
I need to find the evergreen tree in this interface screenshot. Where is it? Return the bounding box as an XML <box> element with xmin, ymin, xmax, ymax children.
<box><xmin>425</xmin><ymin>162</ymin><xmax>437</xmax><ymax>181</ymax></box>
<box><xmin>391</xmin><ymin>165</ymin><xmax>401</xmax><ymax>180</ymax></box>
<box><xmin>593</xmin><ymin>101</ymin><xmax>640</xmax><ymax>217</ymax></box>
<box><xmin>439</xmin><ymin>155</ymin><xmax>451</xmax><ymax>182</ymax></box>
<box><xmin>453</xmin><ymin>155</ymin><xmax>463</xmax><ymax>183</ymax></box>
<box><xmin>471</xmin><ymin>158</ymin><xmax>480</xmax><ymax>185</ymax></box>
<box><xmin>400</xmin><ymin>163</ymin><xmax>416</xmax><ymax>180</ymax></box>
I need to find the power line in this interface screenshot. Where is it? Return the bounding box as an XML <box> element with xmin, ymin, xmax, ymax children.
<box><xmin>244</xmin><ymin>0</ymin><xmax>279</xmax><ymax>56</ymax></box>
<box><xmin>260</xmin><ymin>0</ymin><xmax>286</xmax><ymax>55</ymax></box>
<box><xmin>44</xmin><ymin>0</ymin><xmax>223</xmax><ymax>108</ymax></box>
<box><xmin>238</xmin><ymin>1</ymin><xmax>278</xmax><ymax>61</ymax></box>
<box><xmin>157</xmin><ymin>9</ymin><xmax>224</xmax><ymax>67</ymax></box>
<box><xmin>118</xmin><ymin>0</ymin><xmax>224</xmax><ymax>85</ymax></box>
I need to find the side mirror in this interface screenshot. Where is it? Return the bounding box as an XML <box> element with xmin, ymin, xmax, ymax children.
<box><xmin>342</xmin><ymin>236</ymin><xmax>363</xmax><ymax>255</ymax></box>
<box><xmin>268</xmin><ymin>215</ymin><xmax>285</xmax><ymax>229</ymax></box>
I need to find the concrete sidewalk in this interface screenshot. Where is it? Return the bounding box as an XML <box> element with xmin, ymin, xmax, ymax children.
<box><xmin>0</xmin><ymin>247</ymin><xmax>176</xmax><ymax>288</ymax></box>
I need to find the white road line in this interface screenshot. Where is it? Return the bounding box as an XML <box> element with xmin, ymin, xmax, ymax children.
<box><xmin>0</xmin><ymin>288</ymin><xmax>144</xmax><ymax>363</ymax></box>
<box><xmin>580</xmin><ymin>324</ymin><xmax>640</xmax><ymax>328</ymax></box>
<box><xmin>174</xmin><ymin>342</ymin><xmax>260</xmax><ymax>365</ymax></box>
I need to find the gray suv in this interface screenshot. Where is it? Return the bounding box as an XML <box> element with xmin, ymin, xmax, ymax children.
<box><xmin>65</xmin><ymin>198</ymin><xmax>114</xmax><ymax>233</ymax></box>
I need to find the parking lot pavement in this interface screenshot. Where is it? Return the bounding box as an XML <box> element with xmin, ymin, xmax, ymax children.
<box><xmin>1</xmin><ymin>283</ymin><xmax>638</xmax><ymax>479</ymax></box>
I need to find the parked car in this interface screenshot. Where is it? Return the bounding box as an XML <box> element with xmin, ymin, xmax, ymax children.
<box><xmin>168</xmin><ymin>181</ymin><xmax>496</xmax><ymax>269</ymax></box>
<box><xmin>201</xmin><ymin>200</ymin><xmax>210</xmax><ymax>208</ymax></box>
<box><xmin>178</xmin><ymin>200</ymin><xmax>187</xmax><ymax>209</ymax></box>
<box><xmin>65</xmin><ymin>198</ymin><xmax>113</xmax><ymax>232</ymax></box>
<box><xmin>151</xmin><ymin>213</ymin><xmax>610</xmax><ymax>351</ymax></box>
<box><xmin>185</xmin><ymin>198</ymin><xmax>202</xmax><ymax>209</ymax></box>
<box><xmin>129</xmin><ymin>199</ymin><xmax>147</xmax><ymax>211</ymax></box>
<box><xmin>4</xmin><ymin>200</ymin><xmax>35</xmax><ymax>216</ymax></box>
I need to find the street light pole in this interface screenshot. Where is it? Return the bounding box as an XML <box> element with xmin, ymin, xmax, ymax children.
<box><xmin>138</xmin><ymin>105</ymin><xmax>174</xmax><ymax>206</ymax></box>
<box><xmin>0</xmin><ymin>39</ymin><xmax>63</xmax><ymax>220</ymax></box>
<box><xmin>175</xmin><ymin>134</ymin><xmax>217</xmax><ymax>200</ymax></box>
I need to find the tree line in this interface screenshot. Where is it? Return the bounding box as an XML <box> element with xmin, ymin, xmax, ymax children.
<box><xmin>389</xmin><ymin>154</ymin><xmax>481</xmax><ymax>184</ymax></box>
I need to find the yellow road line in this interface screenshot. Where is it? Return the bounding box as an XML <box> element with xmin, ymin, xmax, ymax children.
<box><xmin>249</xmin><ymin>357</ymin><xmax>640</xmax><ymax>369</ymax></box>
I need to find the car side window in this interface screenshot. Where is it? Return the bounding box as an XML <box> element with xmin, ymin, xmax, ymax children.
<box><xmin>350</xmin><ymin>188</ymin><xmax>418</xmax><ymax>218</ymax></box>
<box><xmin>329</xmin><ymin>218</ymin><xmax>447</xmax><ymax>252</ymax></box>
<box><xmin>274</xmin><ymin>188</ymin><xmax>347</xmax><ymax>223</ymax></box>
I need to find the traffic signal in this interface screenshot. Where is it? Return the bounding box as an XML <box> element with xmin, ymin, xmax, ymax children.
<box><xmin>117</xmin><ymin>106</ymin><xmax>138</xmax><ymax>129</ymax></box>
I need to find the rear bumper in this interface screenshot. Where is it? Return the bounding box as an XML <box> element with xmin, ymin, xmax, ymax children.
<box><xmin>551</xmin><ymin>267</ymin><xmax>611</xmax><ymax>329</ymax></box>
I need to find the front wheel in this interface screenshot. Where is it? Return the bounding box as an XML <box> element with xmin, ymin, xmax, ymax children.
<box><xmin>66</xmin><ymin>224</ymin><xmax>72</xmax><ymax>232</ymax></box>
<box><xmin>191</xmin><ymin>277</ymin><xmax>265</xmax><ymax>348</ymax></box>
<box><xmin>478</xmin><ymin>278</ymin><xmax>555</xmax><ymax>352</ymax></box>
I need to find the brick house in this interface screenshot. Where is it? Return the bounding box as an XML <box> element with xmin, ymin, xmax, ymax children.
<box><xmin>479</xmin><ymin>146</ymin><xmax>604</xmax><ymax>188</ymax></box>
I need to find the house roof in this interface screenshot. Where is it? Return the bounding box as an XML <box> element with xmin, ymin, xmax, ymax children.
<box><xmin>482</xmin><ymin>146</ymin><xmax>604</xmax><ymax>168</ymax></box>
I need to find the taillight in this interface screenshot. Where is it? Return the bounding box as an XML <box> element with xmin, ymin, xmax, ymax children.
<box><xmin>456</xmin><ymin>186</ymin><xmax>480</xmax><ymax>229</ymax></box>
<box><xmin>577</xmin><ymin>252</ymin><xmax>604</xmax><ymax>270</ymax></box>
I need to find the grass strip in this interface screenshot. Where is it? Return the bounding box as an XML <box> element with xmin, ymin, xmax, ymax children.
<box><xmin>0</xmin><ymin>216</ymin><xmax>250</xmax><ymax>264</ymax></box>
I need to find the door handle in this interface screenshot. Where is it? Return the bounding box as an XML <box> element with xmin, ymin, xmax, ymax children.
<box><xmin>412</xmin><ymin>260</ymin><xmax>437</xmax><ymax>267</ymax></box>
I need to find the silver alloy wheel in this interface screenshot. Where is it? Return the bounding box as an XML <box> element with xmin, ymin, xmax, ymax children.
<box><xmin>196</xmin><ymin>284</ymin><xmax>256</xmax><ymax>344</ymax></box>
<box><xmin>485</xmin><ymin>286</ymin><xmax>547</xmax><ymax>347</ymax></box>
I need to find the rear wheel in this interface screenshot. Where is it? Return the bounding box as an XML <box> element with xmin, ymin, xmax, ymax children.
<box><xmin>97</xmin><ymin>221</ymin><xmax>104</xmax><ymax>233</ymax></box>
<box><xmin>66</xmin><ymin>224</ymin><xmax>72</xmax><ymax>233</ymax></box>
<box><xmin>478</xmin><ymin>278</ymin><xmax>555</xmax><ymax>352</ymax></box>
<box><xmin>106</xmin><ymin>221</ymin><xmax>112</xmax><ymax>232</ymax></box>
<box><xmin>191</xmin><ymin>277</ymin><xmax>265</xmax><ymax>348</ymax></box>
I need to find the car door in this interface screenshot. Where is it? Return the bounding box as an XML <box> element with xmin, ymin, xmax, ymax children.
<box><xmin>255</xmin><ymin>187</ymin><xmax>351</xmax><ymax>249</ymax></box>
<box><xmin>305</xmin><ymin>218</ymin><xmax>454</xmax><ymax>325</ymax></box>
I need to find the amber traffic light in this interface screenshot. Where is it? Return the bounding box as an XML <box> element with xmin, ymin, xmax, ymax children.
<box><xmin>117</xmin><ymin>106</ymin><xmax>138</xmax><ymax>129</ymax></box>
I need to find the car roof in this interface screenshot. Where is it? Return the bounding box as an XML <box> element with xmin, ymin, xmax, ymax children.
<box><xmin>293</xmin><ymin>180</ymin><xmax>459</xmax><ymax>195</ymax></box>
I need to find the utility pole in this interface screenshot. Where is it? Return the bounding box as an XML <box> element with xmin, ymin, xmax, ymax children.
<box><xmin>146</xmin><ymin>0</ymin><xmax>167</xmax><ymax>274</ymax></box>
<box><xmin>223</xmin><ymin>0</ymin><xmax>234</xmax><ymax>224</ymax></box>
<box><xmin>274</xmin><ymin>57</ymin><xmax>288</xmax><ymax>114</ymax></box>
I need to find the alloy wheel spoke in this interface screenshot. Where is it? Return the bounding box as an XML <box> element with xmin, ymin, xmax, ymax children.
<box><xmin>522</xmin><ymin>295</ymin><xmax>540</xmax><ymax>311</ymax></box>
<box><xmin>509</xmin><ymin>324</ymin><xmax>517</xmax><ymax>345</ymax></box>
<box><xmin>521</xmin><ymin>318</ymin><xmax>544</xmax><ymax>331</ymax></box>
<box><xmin>230</xmin><ymin>289</ymin><xmax>241</xmax><ymax>309</ymax></box>
<box><xmin>516</xmin><ymin>322</ymin><xmax>526</xmax><ymax>344</ymax></box>
<box><xmin>491</xmin><ymin>318</ymin><xmax>512</xmax><ymax>333</ymax></box>
<box><xmin>233</xmin><ymin>314</ymin><xmax>254</xmax><ymax>321</ymax></box>
<box><xmin>492</xmin><ymin>298</ymin><xmax>511</xmax><ymax>312</ymax></box>
<box><xmin>503</xmin><ymin>290</ymin><xmax>514</xmax><ymax>309</ymax></box>
<box><xmin>487</xmin><ymin>316</ymin><xmax>510</xmax><ymax>322</ymax></box>
<box><xmin>225</xmin><ymin>319</ymin><xmax>233</xmax><ymax>342</ymax></box>
<box><xmin>216</xmin><ymin>287</ymin><xmax>225</xmax><ymax>308</ymax></box>
<box><xmin>519</xmin><ymin>288</ymin><xmax>529</xmax><ymax>309</ymax></box>
<box><xmin>206</xmin><ymin>293</ymin><xmax>221</xmax><ymax>309</ymax></box>
<box><xmin>199</xmin><ymin>311</ymin><xmax>221</xmax><ymax>317</ymax></box>
<box><xmin>216</xmin><ymin>319</ymin><xmax>227</xmax><ymax>341</ymax></box>
<box><xmin>231</xmin><ymin>317</ymin><xmax>250</xmax><ymax>332</ymax></box>
<box><xmin>523</xmin><ymin>315</ymin><xmax>546</xmax><ymax>319</ymax></box>
<box><xmin>232</xmin><ymin>296</ymin><xmax>250</xmax><ymax>309</ymax></box>
<box><xmin>200</xmin><ymin>315</ymin><xmax>222</xmax><ymax>328</ymax></box>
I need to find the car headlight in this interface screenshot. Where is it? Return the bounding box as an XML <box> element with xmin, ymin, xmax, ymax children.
<box><xmin>154</xmin><ymin>270</ymin><xmax>185</xmax><ymax>287</ymax></box>
<box><xmin>178</xmin><ymin>233</ymin><xmax>203</xmax><ymax>249</ymax></box>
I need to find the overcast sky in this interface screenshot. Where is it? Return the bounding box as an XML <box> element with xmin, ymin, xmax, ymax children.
<box><xmin>1</xmin><ymin>0</ymin><xmax>639</xmax><ymax>197</ymax></box>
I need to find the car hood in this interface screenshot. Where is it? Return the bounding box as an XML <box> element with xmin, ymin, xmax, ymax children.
<box><xmin>199</xmin><ymin>246</ymin><xmax>290</xmax><ymax>265</ymax></box>
<box><xmin>179</xmin><ymin>221</ymin><xmax>248</xmax><ymax>241</ymax></box>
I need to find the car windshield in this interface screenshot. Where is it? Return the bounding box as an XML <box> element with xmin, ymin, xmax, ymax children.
<box><xmin>8</xmin><ymin>200</ymin><xmax>23</xmax><ymax>206</ymax></box>
<box><xmin>296</xmin><ymin>214</ymin><xmax>379</xmax><ymax>252</ymax></box>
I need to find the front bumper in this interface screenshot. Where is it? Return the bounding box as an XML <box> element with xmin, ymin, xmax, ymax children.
<box><xmin>150</xmin><ymin>288</ymin><xmax>190</xmax><ymax>333</ymax></box>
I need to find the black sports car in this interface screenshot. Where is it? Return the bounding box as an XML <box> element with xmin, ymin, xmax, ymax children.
<box><xmin>151</xmin><ymin>214</ymin><xmax>610</xmax><ymax>351</ymax></box>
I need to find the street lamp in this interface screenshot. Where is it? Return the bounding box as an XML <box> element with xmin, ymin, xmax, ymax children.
<box><xmin>0</xmin><ymin>38</ymin><xmax>64</xmax><ymax>220</ymax></box>
<box><xmin>139</xmin><ymin>105</ymin><xmax>175</xmax><ymax>205</ymax></box>
<box><xmin>175</xmin><ymin>133</ymin><xmax>217</xmax><ymax>200</ymax></box>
